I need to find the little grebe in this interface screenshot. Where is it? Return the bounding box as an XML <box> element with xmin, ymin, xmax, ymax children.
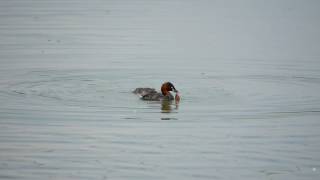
<box><xmin>133</xmin><ymin>82</ymin><xmax>180</xmax><ymax>101</ymax></box>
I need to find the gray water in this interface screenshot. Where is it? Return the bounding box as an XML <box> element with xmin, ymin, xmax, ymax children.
<box><xmin>1</xmin><ymin>0</ymin><xmax>320</xmax><ymax>179</ymax></box>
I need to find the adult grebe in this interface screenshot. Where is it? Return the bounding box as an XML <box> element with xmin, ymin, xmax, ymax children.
<box><xmin>133</xmin><ymin>82</ymin><xmax>180</xmax><ymax>101</ymax></box>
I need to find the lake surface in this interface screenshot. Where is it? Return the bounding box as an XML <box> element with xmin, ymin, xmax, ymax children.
<box><xmin>1</xmin><ymin>0</ymin><xmax>320</xmax><ymax>179</ymax></box>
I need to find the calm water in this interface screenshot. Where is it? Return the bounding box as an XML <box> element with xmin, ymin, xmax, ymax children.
<box><xmin>1</xmin><ymin>0</ymin><xmax>320</xmax><ymax>179</ymax></box>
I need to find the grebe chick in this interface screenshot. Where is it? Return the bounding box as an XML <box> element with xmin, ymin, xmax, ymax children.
<box><xmin>133</xmin><ymin>82</ymin><xmax>179</xmax><ymax>101</ymax></box>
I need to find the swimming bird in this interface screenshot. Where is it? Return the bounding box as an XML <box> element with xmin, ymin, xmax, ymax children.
<box><xmin>133</xmin><ymin>82</ymin><xmax>180</xmax><ymax>101</ymax></box>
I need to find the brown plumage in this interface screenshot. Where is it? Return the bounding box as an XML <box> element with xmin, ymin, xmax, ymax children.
<box><xmin>133</xmin><ymin>82</ymin><xmax>179</xmax><ymax>101</ymax></box>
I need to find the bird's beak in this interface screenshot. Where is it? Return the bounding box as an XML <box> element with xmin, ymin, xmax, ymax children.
<box><xmin>171</xmin><ymin>84</ymin><xmax>178</xmax><ymax>93</ymax></box>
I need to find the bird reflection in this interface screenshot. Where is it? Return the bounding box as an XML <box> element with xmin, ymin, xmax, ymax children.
<box><xmin>161</xmin><ymin>99</ymin><xmax>179</xmax><ymax>113</ymax></box>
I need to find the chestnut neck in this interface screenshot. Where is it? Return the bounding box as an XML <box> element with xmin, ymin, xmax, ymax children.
<box><xmin>161</xmin><ymin>83</ymin><xmax>170</xmax><ymax>96</ymax></box>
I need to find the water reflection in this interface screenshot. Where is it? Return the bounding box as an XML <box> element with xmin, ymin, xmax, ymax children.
<box><xmin>161</xmin><ymin>99</ymin><xmax>179</xmax><ymax>113</ymax></box>
<box><xmin>161</xmin><ymin>117</ymin><xmax>178</xmax><ymax>120</ymax></box>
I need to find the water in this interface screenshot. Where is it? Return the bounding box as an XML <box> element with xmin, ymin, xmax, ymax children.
<box><xmin>1</xmin><ymin>0</ymin><xmax>320</xmax><ymax>179</ymax></box>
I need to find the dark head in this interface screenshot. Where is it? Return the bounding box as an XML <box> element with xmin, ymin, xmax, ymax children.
<box><xmin>161</xmin><ymin>82</ymin><xmax>178</xmax><ymax>96</ymax></box>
